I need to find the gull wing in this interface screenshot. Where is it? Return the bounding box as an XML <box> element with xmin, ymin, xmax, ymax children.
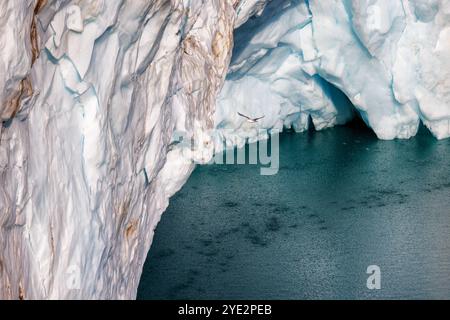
<box><xmin>237</xmin><ymin>112</ymin><xmax>251</xmax><ymax>120</ymax></box>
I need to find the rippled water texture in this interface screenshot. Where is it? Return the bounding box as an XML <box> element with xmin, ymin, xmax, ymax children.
<box><xmin>138</xmin><ymin>122</ymin><xmax>450</xmax><ymax>299</ymax></box>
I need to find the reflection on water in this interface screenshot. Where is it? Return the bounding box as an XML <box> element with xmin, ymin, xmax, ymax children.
<box><xmin>137</xmin><ymin>121</ymin><xmax>450</xmax><ymax>299</ymax></box>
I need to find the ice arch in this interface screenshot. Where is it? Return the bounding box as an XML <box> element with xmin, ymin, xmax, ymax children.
<box><xmin>216</xmin><ymin>0</ymin><xmax>450</xmax><ymax>141</ymax></box>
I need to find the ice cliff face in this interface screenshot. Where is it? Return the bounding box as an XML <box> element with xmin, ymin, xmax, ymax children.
<box><xmin>0</xmin><ymin>0</ymin><xmax>449</xmax><ymax>299</ymax></box>
<box><xmin>0</xmin><ymin>0</ymin><xmax>237</xmax><ymax>299</ymax></box>
<box><xmin>217</xmin><ymin>0</ymin><xmax>450</xmax><ymax>142</ymax></box>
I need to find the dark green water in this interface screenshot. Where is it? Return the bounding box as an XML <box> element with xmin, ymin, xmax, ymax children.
<box><xmin>137</xmin><ymin>122</ymin><xmax>450</xmax><ymax>299</ymax></box>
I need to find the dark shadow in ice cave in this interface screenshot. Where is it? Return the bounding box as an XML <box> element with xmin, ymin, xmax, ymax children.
<box><xmin>137</xmin><ymin>117</ymin><xmax>450</xmax><ymax>299</ymax></box>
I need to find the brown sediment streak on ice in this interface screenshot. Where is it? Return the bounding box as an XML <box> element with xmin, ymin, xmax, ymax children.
<box><xmin>31</xmin><ymin>0</ymin><xmax>47</xmax><ymax>64</ymax></box>
<box><xmin>18</xmin><ymin>283</ymin><xmax>24</xmax><ymax>300</ymax></box>
<box><xmin>125</xmin><ymin>220</ymin><xmax>138</xmax><ymax>239</ymax></box>
<box><xmin>0</xmin><ymin>0</ymin><xmax>249</xmax><ymax>299</ymax></box>
<box><xmin>2</xmin><ymin>0</ymin><xmax>46</xmax><ymax>122</ymax></box>
<box><xmin>3</xmin><ymin>77</ymin><xmax>33</xmax><ymax>120</ymax></box>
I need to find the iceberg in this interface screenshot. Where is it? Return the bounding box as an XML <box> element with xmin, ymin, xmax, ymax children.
<box><xmin>0</xmin><ymin>0</ymin><xmax>449</xmax><ymax>299</ymax></box>
<box><xmin>0</xmin><ymin>0</ymin><xmax>235</xmax><ymax>299</ymax></box>
<box><xmin>216</xmin><ymin>0</ymin><xmax>450</xmax><ymax>141</ymax></box>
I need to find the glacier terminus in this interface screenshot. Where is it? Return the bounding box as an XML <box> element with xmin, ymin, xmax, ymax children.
<box><xmin>0</xmin><ymin>0</ymin><xmax>449</xmax><ymax>299</ymax></box>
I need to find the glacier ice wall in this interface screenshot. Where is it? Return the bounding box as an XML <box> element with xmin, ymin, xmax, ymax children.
<box><xmin>0</xmin><ymin>0</ymin><xmax>237</xmax><ymax>299</ymax></box>
<box><xmin>216</xmin><ymin>0</ymin><xmax>450</xmax><ymax>141</ymax></box>
<box><xmin>215</xmin><ymin>0</ymin><xmax>355</xmax><ymax>148</ymax></box>
<box><xmin>0</xmin><ymin>0</ymin><xmax>449</xmax><ymax>299</ymax></box>
<box><xmin>0</xmin><ymin>0</ymin><xmax>39</xmax><ymax>122</ymax></box>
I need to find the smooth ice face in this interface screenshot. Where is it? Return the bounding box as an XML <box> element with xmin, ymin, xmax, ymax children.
<box><xmin>217</xmin><ymin>0</ymin><xmax>450</xmax><ymax>141</ymax></box>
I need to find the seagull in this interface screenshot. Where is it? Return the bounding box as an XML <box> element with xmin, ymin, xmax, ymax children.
<box><xmin>237</xmin><ymin>112</ymin><xmax>265</xmax><ymax>123</ymax></box>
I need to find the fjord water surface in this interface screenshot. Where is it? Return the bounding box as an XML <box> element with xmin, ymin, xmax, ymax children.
<box><xmin>138</xmin><ymin>122</ymin><xmax>450</xmax><ymax>299</ymax></box>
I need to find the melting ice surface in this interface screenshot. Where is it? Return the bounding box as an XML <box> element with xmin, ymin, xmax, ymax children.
<box><xmin>138</xmin><ymin>122</ymin><xmax>450</xmax><ymax>299</ymax></box>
